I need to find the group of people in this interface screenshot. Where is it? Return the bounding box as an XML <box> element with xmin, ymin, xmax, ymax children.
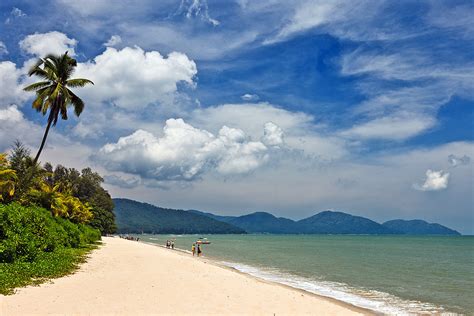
<box><xmin>191</xmin><ymin>243</ymin><xmax>202</xmax><ymax>256</ymax></box>
<box><xmin>165</xmin><ymin>240</ymin><xmax>175</xmax><ymax>249</ymax></box>
<box><xmin>164</xmin><ymin>240</ymin><xmax>204</xmax><ymax>256</ymax></box>
<box><xmin>120</xmin><ymin>235</ymin><xmax>140</xmax><ymax>241</ymax></box>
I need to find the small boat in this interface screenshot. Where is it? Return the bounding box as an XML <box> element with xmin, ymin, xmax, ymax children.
<box><xmin>196</xmin><ymin>238</ymin><xmax>211</xmax><ymax>244</ymax></box>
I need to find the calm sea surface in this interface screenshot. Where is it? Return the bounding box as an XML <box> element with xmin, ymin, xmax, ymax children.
<box><xmin>134</xmin><ymin>234</ymin><xmax>474</xmax><ymax>315</ymax></box>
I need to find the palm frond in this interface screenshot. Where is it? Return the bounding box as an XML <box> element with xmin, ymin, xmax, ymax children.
<box><xmin>66</xmin><ymin>78</ymin><xmax>94</xmax><ymax>88</ymax></box>
<box><xmin>68</xmin><ymin>89</ymin><xmax>85</xmax><ymax>116</ymax></box>
<box><xmin>23</xmin><ymin>81</ymin><xmax>52</xmax><ymax>92</ymax></box>
<box><xmin>27</xmin><ymin>59</ymin><xmax>44</xmax><ymax>76</ymax></box>
<box><xmin>27</xmin><ymin>59</ymin><xmax>53</xmax><ymax>81</ymax></box>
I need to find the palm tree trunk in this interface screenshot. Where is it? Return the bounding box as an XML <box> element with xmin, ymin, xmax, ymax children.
<box><xmin>33</xmin><ymin>118</ymin><xmax>53</xmax><ymax>164</ymax></box>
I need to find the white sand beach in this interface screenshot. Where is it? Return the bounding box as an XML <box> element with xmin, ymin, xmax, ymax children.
<box><xmin>1</xmin><ymin>237</ymin><xmax>371</xmax><ymax>315</ymax></box>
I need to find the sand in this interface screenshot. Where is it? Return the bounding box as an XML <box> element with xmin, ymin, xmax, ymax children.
<box><xmin>1</xmin><ymin>237</ymin><xmax>372</xmax><ymax>315</ymax></box>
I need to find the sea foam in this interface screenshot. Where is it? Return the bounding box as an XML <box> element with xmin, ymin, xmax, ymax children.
<box><xmin>221</xmin><ymin>261</ymin><xmax>452</xmax><ymax>315</ymax></box>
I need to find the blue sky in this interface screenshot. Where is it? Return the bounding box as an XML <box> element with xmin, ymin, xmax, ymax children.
<box><xmin>0</xmin><ymin>0</ymin><xmax>473</xmax><ymax>233</ymax></box>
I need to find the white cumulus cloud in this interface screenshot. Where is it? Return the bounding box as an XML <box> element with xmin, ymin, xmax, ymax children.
<box><xmin>0</xmin><ymin>61</ymin><xmax>28</xmax><ymax>105</ymax></box>
<box><xmin>75</xmin><ymin>46</ymin><xmax>197</xmax><ymax>109</ymax></box>
<box><xmin>0</xmin><ymin>105</ymin><xmax>44</xmax><ymax>151</ymax></box>
<box><xmin>95</xmin><ymin>118</ymin><xmax>270</xmax><ymax>181</ymax></box>
<box><xmin>103</xmin><ymin>35</ymin><xmax>122</xmax><ymax>47</ymax></box>
<box><xmin>190</xmin><ymin>103</ymin><xmax>347</xmax><ymax>160</ymax></box>
<box><xmin>19</xmin><ymin>31</ymin><xmax>78</xmax><ymax>56</ymax></box>
<box><xmin>262</xmin><ymin>122</ymin><xmax>284</xmax><ymax>146</ymax></box>
<box><xmin>414</xmin><ymin>169</ymin><xmax>450</xmax><ymax>191</ymax></box>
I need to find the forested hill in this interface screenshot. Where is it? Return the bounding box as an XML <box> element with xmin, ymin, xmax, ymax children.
<box><xmin>190</xmin><ymin>210</ymin><xmax>461</xmax><ymax>235</ymax></box>
<box><xmin>382</xmin><ymin>219</ymin><xmax>461</xmax><ymax>235</ymax></box>
<box><xmin>113</xmin><ymin>198</ymin><xmax>245</xmax><ymax>234</ymax></box>
<box><xmin>115</xmin><ymin>198</ymin><xmax>460</xmax><ymax>235</ymax></box>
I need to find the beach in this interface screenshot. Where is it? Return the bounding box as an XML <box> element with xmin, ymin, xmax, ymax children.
<box><xmin>1</xmin><ymin>237</ymin><xmax>369</xmax><ymax>315</ymax></box>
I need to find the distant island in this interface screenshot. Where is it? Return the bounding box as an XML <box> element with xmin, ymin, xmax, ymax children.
<box><xmin>113</xmin><ymin>198</ymin><xmax>461</xmax><ymax>235</ymax></box>
<box><xmin>113</xmin><ymin>198</ymin><xmax>245</xmax><ymax>234</ymax></box>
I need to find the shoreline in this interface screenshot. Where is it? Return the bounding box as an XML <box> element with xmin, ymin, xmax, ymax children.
<box><xmin>140</xmin><ymin>240</ymin><xmax>374</xmax><ymax>315</ymax></box>
<box><xmin>1</xmin><ymin>236</ymin><xmax>373</xmax><ymax>315</ymax></box>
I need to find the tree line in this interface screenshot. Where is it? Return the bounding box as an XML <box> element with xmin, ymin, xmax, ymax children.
<box><xmin>0</xmin><ymin>141</ymin><xmax>116</xmax><ymax>235</ymax></box>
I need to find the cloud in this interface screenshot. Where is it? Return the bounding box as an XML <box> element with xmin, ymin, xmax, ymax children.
<box><xmin>413</xmin><ymin>169</ymin><xmax>449</xmax><ymax>191</ymax></box>
<box><xmin>265</xmin><ymin>0</ymin><xmax>398</xmax><ymax>44</ymax></box>
<box><xmin>0</xmin><ymin>41</ymin><xmax>8</xmax><ymax>55</ymax></box>
<box><xmin>189</xmin><ymin>102</ymin><xmax>313</xmax><ymax>136</ymax></box>
<box><xmin>175</xmin><ymin>0</ymin><xmax>220</xmax><ymax>26</ymax></box>
<box><xmin>19</xmin><ymin>31</ymin><xmax>78</xmax><ymax>56</ymax></box>
<box><xmin>95</xmin><ymin>118</ymin><xmax>271</xmax><ymax>181</ymax></box>
<box><xmin>241</xmin><ymin>93</ymin><xmax>259</xmax><ymax>101</ymax></box>
<box><xmin>189</xmin><ymin>103</ymin><xmax>347</xmax><ymax>160</ymax></box>
<box><xmin>0</xmin><ymin>61</ymin><xmax>28</xmax><ymax>105</ymax></box>
<box><xmin>448</xmin><ymin>154</ymin><xmax>470</xmax><ymax>168</ymax></box>
<box><xmin>427</xmin><ymin>2</ymin><xmax>474</xmax><ymax>39</ymax></box>
<box><xmin>103</xmin><ymin>35</ymin><xmax>122</xmax><ymax>47</ymax></box>
<box><xmin>262</xmin><ymin>122</ymin><xmax>284</xmax><ymax>146</ymax></box>
<box><xmin>104</xmin><ymin>174</ymin><xmax>141</xmax><ymax>188</ymax></box>
<box><xmin>0</xmin><ymin>105</ymin><xmax>43</xmax><ymax>151</ymax></box>
<box><xmin>5</xmin><ymin>7</ymin><xmax>26</xmax><ymax>24</ymax></box>
<box><xmin>75</xmin><ymin>46</ymin><xmax>197</xmax><ymax>109</ymax></box>
<box><xmin>340</xmin><ymin>113</ymin><xmax>436</xmax><ymax>141</ymax></box>
<box><xmin>267</xmin><ymin>1</ymin><xmax>339</xmax><ymax>43</ymax></box>
<box><xmin>56</xmin><ymin>0</ymin><xmax>255</xmax><ymax>60</ymax></box>
<box><xmin>11</xmin><ymin>7</ymin><xmax>26</xmax><ymax>17</ymax></box>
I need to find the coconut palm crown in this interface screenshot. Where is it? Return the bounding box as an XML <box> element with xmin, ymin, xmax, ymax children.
<box><xmin>23</xmin><ymin>52</ymin><xmax>93</xmax><ymax>163</ymax></box>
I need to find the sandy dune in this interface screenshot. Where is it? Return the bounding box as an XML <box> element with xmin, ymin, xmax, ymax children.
<box><xmin>1</xmin><ymin>237</ymin><xmax>371</xmax><ymax>315</ymax></box>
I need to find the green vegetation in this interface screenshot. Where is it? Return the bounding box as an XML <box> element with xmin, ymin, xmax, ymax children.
<box><xmin>0</xmin><ymin>245</ymin><xmax>95</xmax><ymax>295</ymax></box>
<box><xmin>23</xmin><ymin>52</ymin><xmax>93</xmax><ymax>163</ymax></box>
<box><xmin>0</xmin><ymin>203</ymin><xmax>100</xmax><ymax>294</ymax></box>
<box><xmin>3</xmin><ymin>142</ymin><xmax>116</xmax><ymax>235</ymax></box>
<box><xmin>114</xmin><ymin>198</ymin><xmax>246</xmax><ymax>234</ymax></box>
<box><xmin>0</xmin><ymin>141</ymin><xmax>116</xmax><ymax>293</ymax></box>
<box><xmin>0</xmin><ymin>52</ymin><xmax>112</xmax><ymax>295</ymax></box>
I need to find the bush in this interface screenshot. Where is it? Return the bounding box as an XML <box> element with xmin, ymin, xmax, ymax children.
<box><xmin>78</xmin><ymin>224</ymin><xmax>101</xmax><ymax>245</ymax></box>
<box><xmin>55</xmin><ymin>217</ymin><xmax>81</xmax><ymax>248</ymax></box>
<box><xmin>0</xmin><ymin>203</ymin><xmax>100</xmax><ymax>263</ymax></box>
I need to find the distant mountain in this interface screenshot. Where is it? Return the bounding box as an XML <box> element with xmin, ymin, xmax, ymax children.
<box><xmin>194</xmin><ymin>209</ymin><xmax>460</xmax><ymax>235</ymax></box>
<box><xmin>188</xmin><ymin>210</ymin><xmax>235</xmax><ymax>223</ymax></box>
<box><xmin>297</xmin><ymin>211</ymin><xmax>393</xmax><ymax>234</ymax></box>
<box><xmin>190</xmin><ymin>210</ymin><xmax>298</xmax><ymax>233</ymax></box>
<box><xmin>192</xmin><ymin>210</ymin><xmax>393</xmax><ymax>234</ymax></box>
<box><xmin>383</xmin><ymin>220</ymin><xmax>461</xmax><ymax>235</ymax></box>
<box><xmin>227</xmin><ymin>212</ymin><xmax>298</xmax><ymax>234</ymax></box>
<box><xmin>114</xmin><ymin>198</ymin><xmax>461</xmax><ymax>235</ymax></box>
<box><xmin>113</xmin><ymin>198</ymin><xmax>245</xmax><ymax>234</ymax></box>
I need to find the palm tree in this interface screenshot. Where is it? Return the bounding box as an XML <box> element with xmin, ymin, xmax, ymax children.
<box><xmin>0</xmin><ymin>153</ymin><xmax>17</xmax><ymax>201</ymax></box>
<box><xmin>23</xmin><ymin>52</ymin><xmax>93</xmax><ymax>163</ymax></box>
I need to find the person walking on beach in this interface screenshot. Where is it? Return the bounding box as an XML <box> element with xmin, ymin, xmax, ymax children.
<box><xmin>171</xmin><ymin>241</ymin><xmax>175</xmax><ymax>250</ymax></box>
<box><xmin>197</xmin><ymin>244</ymin><xmax>202</xmax><ymax>257</ymax></box>
<box><xmin>192</xmin><ymin>243</ymin><xmax>196</xmax><ymax>256</ymax></box>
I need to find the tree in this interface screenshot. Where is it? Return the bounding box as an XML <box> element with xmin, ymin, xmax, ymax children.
<box><xmin>48</xmin><ymin>165</ymin><xmax>116</xmax><ymax>234</ymax></box>
<box><xmin>0</xmin><ymin>153</ymin><xmax>16</xmax><ymax>201</ymax></box>
<box><xmin>28</xmin><ymin>181</ymin><xmax>93</xmax><ymax>224</ymax></box>
<box><xmin>73</xmin><ymin>168</ymin><xmax>116</xmax><ymax>234</ymax></box>
<box><xmin>8</xmin><ymin>141</ymin><xmax>45</xmax><ymax>203</ymax></box>
<box><xmin>23</xmin><ymin>52</ymin><xmax>93</xmax><ymax>163</ymax></box>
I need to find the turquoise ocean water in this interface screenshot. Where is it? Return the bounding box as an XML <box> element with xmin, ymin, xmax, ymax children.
<box><xmin>134</xmin><ymin>234</ymin><xmax>473</xmax><ymax>315</ymax></box>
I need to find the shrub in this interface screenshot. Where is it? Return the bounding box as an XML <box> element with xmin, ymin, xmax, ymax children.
<box><xmin>55</xmin><ymin>217</ymin><xmax>81</xmax><ymax>248</ymax></box>
<box><xmin>0</xmin><ymin>203</ymin><xmax>100</xmax><ymax>263</ymax></box>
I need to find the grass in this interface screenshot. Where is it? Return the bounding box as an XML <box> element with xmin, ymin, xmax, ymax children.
<box><xmin>0</xmin><ymin>243</ymin><xmax>99</xmax><ymax>295</ymax></box>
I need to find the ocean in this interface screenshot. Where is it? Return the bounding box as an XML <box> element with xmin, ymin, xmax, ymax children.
<box><xmin>134</xmin><ymin>234</ymin><xmax>474</xmax><ymax>315</ymax></box>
